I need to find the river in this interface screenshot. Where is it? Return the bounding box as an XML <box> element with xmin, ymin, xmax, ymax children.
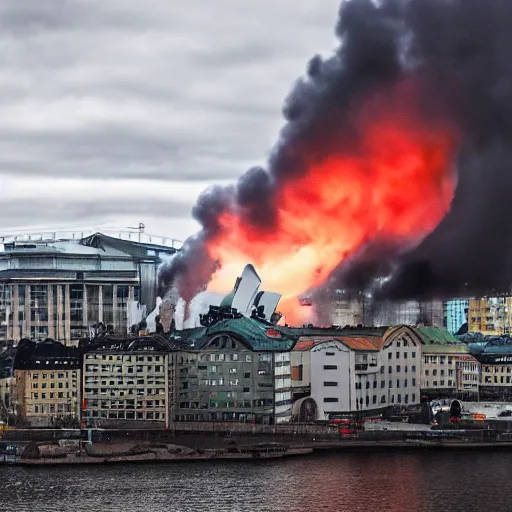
<box><xmin>1</xmin><ymin>451</ymin><xmax>509</xmax><ymax>511</ymax></box>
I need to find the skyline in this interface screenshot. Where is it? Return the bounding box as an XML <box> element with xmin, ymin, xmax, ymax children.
<box><xmin>0</xmin><ymin>1</ymin><xmax>340</xmax><ymax>241</ymax></box>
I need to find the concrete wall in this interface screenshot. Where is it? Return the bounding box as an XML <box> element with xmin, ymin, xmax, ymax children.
<box><xmin>310</xmin><ymin>341</ymin><xmax>351</xmax><ymax>419</ymax></box>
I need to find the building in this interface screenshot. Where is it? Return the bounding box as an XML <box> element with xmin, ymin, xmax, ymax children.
<box><xmin>11</xmin><ymin>339</ymin><xmax>82</xmax><ymax>427</ymax></box>
<box><xmin>443</xmin><ymin>299</ymin><xmax>469</xmax><ymax>334</ymax></box>
<box><xmin>0</xmin><ymin>231</ymin><xmax>179</xmax><ymax>344</ymax></box>
<box><xmin>290</xmin><ymin>326</ymin><xmax>422</xmax><ymax>420</ymax></box>
<box><xmin>82</xmin><ymin>334</ymin><xmax>178</xmax><ymax>428</ymax></box>
<box><xmin>412</xmin><ymin>327</ymin><xmax>479</xmax><ymax>399</ymax></box>
<box><xmin>0</xmin><ymin>341</ymin><xmax>16</xmax><ymax>422</ymax></box>
<box><xmin>468</xmin><ymin>296</ymin><xmax>512</xmax><ymax>335</ymax></box>
<box><xmin>380</xmin><ymin>326</ymin><xmax>422</xmax><ymax>408</ymax></box>
<box><xmin>476</xmin><ymin>345</ymin><xmax>512</xmax><ymax>400</ymax></box>
<box><xmin>174</xmin><ymin>317</ymin><xmax>296</xmax><ymax>424</ymax></box>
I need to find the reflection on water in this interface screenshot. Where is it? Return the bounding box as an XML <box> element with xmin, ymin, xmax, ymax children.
<box><xmin>1</xmin><ymin>452</ymin><xmax>508</xmax><ymax>512</ymax></box>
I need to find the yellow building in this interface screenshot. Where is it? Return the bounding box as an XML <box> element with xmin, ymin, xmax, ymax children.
<box><xmin>15</xmin><ymin>369</ymin><xmax>80</xmax><ymax>427</ymax></box>
<box><xmin>12</xmin><ymin>339</ymin><xmax>82</xmax><ymax>427</ymax></box>
<box><xmin>468</xmin><ymin>297</ymin><xmax>512</xmax><ymax>335</ymax></box>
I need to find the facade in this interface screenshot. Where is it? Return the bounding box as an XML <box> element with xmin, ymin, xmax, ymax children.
<box><xmin>443</xmin><ymin>299</ymin><xmax>469</xmax><ymax>334</ymax></box>
<box><xmin>468</xmin><ymin>296</ymin><xmax>512</xmax><ymax>335</ymax></box>
<box><xmin>381</xmin><ymin>326</ymin><xmax>422</xmax><ymax>408</ymax></box>
<box><xmin>290</xmin><ymin>327</ymin><xmax>422</xmax><ymax>420</ymax></box>
<box><xmin>0</xmin><ymin>232</ymin><xmax>178</xmax><ymax>344</ymax></box>
<box><xmin>82</xmin><ymin>335</ymin><xmax>177</xmax><ymax>428</ymax></box>
<box><xmin>476</xmin><ymin>345</ymin><xmax>512</xmax><ymax>400</ymax></box>
<box><xmin>175</xmin><ymin>317</ymin><xmax>295</xmax><ymax>424</ymax></box>
<box><xmin>11</xmin><ymin>339</ymin><xmax>81</xmax><ymax>427</ymax></box>
<box><xmin>411</xmin><ymin>327</ymin><xmax>479</xmax><ymax>399</ymax></box>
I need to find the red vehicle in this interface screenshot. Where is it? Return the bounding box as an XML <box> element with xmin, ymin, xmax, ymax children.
<box><xmin>330</xmin><ymin>418</ymin><xmax>363</xmax><ymax>436</ymax></box>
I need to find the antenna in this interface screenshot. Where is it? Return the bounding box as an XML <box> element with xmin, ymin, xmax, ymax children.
<box><xmin>126</xmin><ymin>223</ymin><xmax>145</xmax><ymax>242</ymax></box>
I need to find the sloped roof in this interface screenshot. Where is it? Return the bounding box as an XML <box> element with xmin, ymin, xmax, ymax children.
<box><xmin>293</xmin><ymin>335</ymin><xmax>382</xmax><ymax>352</ymax></box>
<box><xmin>281</xmin><ymin>325</ymin><xmax>388</xmax><ymax>338</ymax></box>
<box><xmin>422</xmin><ymin>344</ymin><xmax>469</xmax><ymax>354</ymax></box>
<box><xmin>179</xmin><ymin>317</ymin><xmax>297</xmax><ymax>352</ymax></box>
<box><xmin>293</xmin><ymin>340</ymin><xmax>317</xmax><ymax>352</ymax></box>
<box><xmin>416</xmin><ymin>327</ymin><xmax>459</xmax><ymax>345</ymax></box>
<box><xmin>206</xmin><ymin>317</ymin><xmax>297</xmax><ymax>352</ymax></box>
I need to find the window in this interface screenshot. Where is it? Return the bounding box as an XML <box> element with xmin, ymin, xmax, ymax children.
<box><xmin>396</xmin><ymin>352</ymin><xmax>400</xmax><ymax>359</ymax></box>
<box><xmin>412</xmin><ymin>352</ymin><xmax>416</xmax><ymax>359</ymax></box>
<box><xmin>326</xmin><ymin>352</ymin><xmax>335</xmax><ymax>356</ymax></box>
<box><xmin>323</xmin><ymin>365</ymin><xmax>337</xmax><ymax>370</ymax></box>
<box><xmin>397</xmin><ymin>394</ymin><xmax>401</xmax><ymax>403</ymax></box>
<box><xmin>404</xmin><ymin>352</ymin><xmax>408</xmax><ymax>359</ymax></box>
<box><xmin>404</xmin><ymin>379</ymin><xmax>408</xmax><ymax>387</ymax></box>
<box><xmin>412</xmin><ymin>366</ymin><xmax>416</xmax><ymax>373</ymax></box>
<box><xmin>324</xmin><ymin>382</ymin><xmax>338</xmax><ymax>386</ymax></box>
<box><xmin>323</xmin><ymin>397</ymin><xmax>339</xmax><ymax>403</ymax></box>
<box><xmin>388</xmin><ymin>352</ymin><xmax>392</xmax><ymax>360</ymax></box>
<box><xmin>396</xmin><ymin>365</ymin><xmax>401</xmax><ymax>372</ymax></box>
<box><xmin>412</xmin><ymin>378</ymin><xmax>416</xmax><ymax>386</ymax></box>
<box><xmin>412</xmin><ymin>394</ymin><xmax>416</xmax><ymax>402</ymax></box>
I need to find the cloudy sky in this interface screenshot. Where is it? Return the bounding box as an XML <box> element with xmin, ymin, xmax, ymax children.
<box><xmin>0</xmin><ymin>0</ymin><xmax>340</xmax><ymax>243</ymax></box>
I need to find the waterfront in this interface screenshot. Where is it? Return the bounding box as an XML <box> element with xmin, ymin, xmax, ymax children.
<box><xmin>2</xmin><ymin>451</ymin><xmax>511</xmax><ymax>512</ymax></box>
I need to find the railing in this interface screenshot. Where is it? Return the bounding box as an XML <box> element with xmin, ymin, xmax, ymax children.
<box><xmin>0</xmin><ymin>229</ymin><xmax>183</xmax><ymax>250</ymax></box>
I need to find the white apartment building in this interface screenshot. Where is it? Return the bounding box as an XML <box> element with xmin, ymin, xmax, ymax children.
<box><xmin>381</xmin><ymin>326</ymin><xmax>421</xmax><ymax>407</ymax></box>
<box><xmin>292</xmin><ymin>330</ymin><xmax>420</xmax><ymax>419</ymax></box>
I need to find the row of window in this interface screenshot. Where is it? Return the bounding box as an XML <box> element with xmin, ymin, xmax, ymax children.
<box><xmin>86</xmin><ymin>354</ymin><xmax>162</xmax><ymax>362</ymax></box>
<box><xmin>425</xmin><ymin>369</ymin><xmax>453</xmax><ymax>376</ymax></box>
<box><xmin>84</xmin><ymin>388</ymin><xmax>164</xmax><ymax>396</ymax></box>
<box><xmin>28</xmin><ymin>404</ymin><xmax>74</xmax><ymax>414</ymax></box>
<box><xmin>85</xmin><ymin>365</ymin><xmax>164</xmax><ymax>373</ymax></box>
<box><xmin>30</xmin><ymin>392</ymin><xmax>77</xmax><ymax>400</ymax></box>
<box><xmin>199</xmin><ymin>353</ymin><xmax>253</xmax><ymax>363</ymax></box>
<box><xmin>324</xmin><ymin>393</ymin><xmax>417</xmax><ymax>406</ymax></box>
<box><xmin>387</xmin><ymin>351</ymin><xmax>417</xmax><ymax>360</ymax></box>
<box><xmin>86</xmin><ymin>399</ymin><xmax>165</xmax><ymax>408</ymax></box>
<box><xmin>84</xmin><ymin>378</ymin><xmax>165</xmax><ymax>386</ymax></box>
<box><xmin>424</xmin><ymin>380</ymin><xmax>454</xmax><ymax>388</ymax></box>
<box><xmin>32</xmin><ymin>381</ymin><xmax>77</xmax><ymax>389</ymax></box>
<box><xmin>198</xmin><ymin>379</ymin><xmax>242</xmax><ymax>387</ymax></box>
<box><xmin>88</xmin><ymin>410</ymin><xmax>163</xmax><ymax>420</ymax></box>
<box><xmin>355</xmin><ymin>379</ymin><xmax>417</xmax><ymax>389</ymax></box>
<box><xmin>197</xmin><ymin>366</ymin><xmax>248</xmax><ymax>375</ymax></box>
<box><xmin>423</xmin><ymin>356</ymin><xmax>455</xmax><ymax>364</ymax></box>
<box><xmin>30</xmin><ymin>372</ymin><xmax>76</xmax><ymax>379</ymax></box>
<box><xmin>387</xmin><ymin>365</ymin><xmax>416</xmax><ymax>374</ymax></box>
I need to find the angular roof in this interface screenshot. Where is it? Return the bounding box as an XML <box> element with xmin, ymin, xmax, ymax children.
<box><xmin>293</xmin><ymin>335</ymin><xmax>382</xmax><ymax>352</ymax></box>
<box><xmin>422</xmin><ymin>344</ymin><xmax>469</xmax><ymax>354</ymax></box>
<box><xmin>177</xmin><ymin>317</ymin><xmax>298</xmax><ymax>352</ymax></box>
<box><xmin>416</xmin><ymin>327</ymin><xmax>459</xmax><ymax>345</ymax></box>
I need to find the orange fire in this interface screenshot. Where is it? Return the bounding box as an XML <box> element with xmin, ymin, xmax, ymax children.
<box><xmin>205</xmin><ymin>79</ymin><xmax>460</xmax><ymax>324</ymax></box>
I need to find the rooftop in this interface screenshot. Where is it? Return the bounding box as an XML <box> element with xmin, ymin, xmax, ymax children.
<box><xmin>415</xmin><ymin>327</ymin><xmax>460</xmax><ymax>345</ymax></box>
<box><xmin>174</xmin><ymin>317</ymin><xmax>298</xmax><ymax>352</ymax></box>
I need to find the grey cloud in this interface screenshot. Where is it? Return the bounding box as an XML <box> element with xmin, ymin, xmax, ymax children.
<box><xmin>0</xmin><ymin>197</ymin><xmax>194</xmax><ymax>229</ymax></box>
<box><xmin>0</xmin><ymin>0</ymin><xmax>340</xmax><ymax>185</ymax></box>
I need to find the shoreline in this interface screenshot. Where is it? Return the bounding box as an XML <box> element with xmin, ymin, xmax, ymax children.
<box><xmin>6</xmin><ymin>440</ymin><xmax>512</xmax><ymax>466</ymax></box>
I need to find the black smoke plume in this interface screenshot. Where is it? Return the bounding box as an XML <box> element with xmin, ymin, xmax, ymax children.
<box><xmin>160</xmin><ymin>0</ymin><xmax>512</xmax><ymax>306</ymax></box>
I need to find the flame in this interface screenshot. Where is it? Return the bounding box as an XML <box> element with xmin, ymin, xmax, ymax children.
<box><xmin>205</xmin><ymin>79</ymin><xmax>459</xmax><ymax>324</ymax></box>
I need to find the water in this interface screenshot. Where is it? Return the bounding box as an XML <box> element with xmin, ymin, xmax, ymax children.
<box><xmin>1</xmin><ymin>452</ymin><xmax>510</xmax><ymax>512</ymax></box>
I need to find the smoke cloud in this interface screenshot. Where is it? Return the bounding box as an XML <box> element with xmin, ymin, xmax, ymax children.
<box><xmin>160</xmin><ymin>0</ymin><xmax>512</xmax><ymax>310</ymax></box>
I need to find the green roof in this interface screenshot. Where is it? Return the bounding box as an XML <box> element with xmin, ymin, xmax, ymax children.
<box><xmin>206</xmin><ymin>317</ymin><xmax>297</xmax><ymax>352</ymax></box>
<box><xmin>422</xmin><ymin>344</ymin><xmax>469</xmax><ymax>354</ymax></box>
<box><xmin>416</xmin><ymin>327</ymin><xmax>459</xmax><ymax>345</ymax></box>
